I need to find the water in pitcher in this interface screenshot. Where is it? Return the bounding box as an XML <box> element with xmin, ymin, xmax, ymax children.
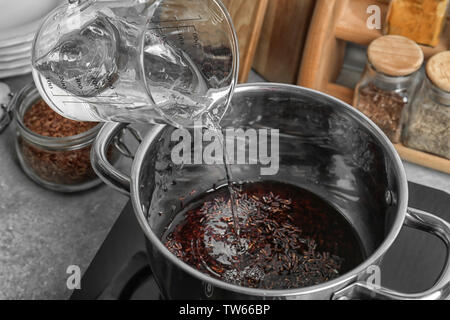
<box><xmin>32</xmin><ymin>0</ymin><xmax>237</xmax><ymax>127</ymax></box>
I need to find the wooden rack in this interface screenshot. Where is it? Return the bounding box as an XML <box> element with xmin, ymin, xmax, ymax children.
<box><xmin>299</xmin><ymin>0</ymin><xmax>450</xmax><ymax>174</ymax></box>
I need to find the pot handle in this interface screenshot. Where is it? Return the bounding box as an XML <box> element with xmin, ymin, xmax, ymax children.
<box><xmin>91</xmin><ymin>123</ymin><xmax>133</xmax><ymax>195</ymax></box>
<box><xmin>334</xmin><ymin>207</ymin><xmax>450</xmax><ymax>300</ymax></box>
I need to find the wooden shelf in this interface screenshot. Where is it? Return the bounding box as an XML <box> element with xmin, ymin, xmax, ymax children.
<box><xmin>325</xmin><ymin>83</ymin><xmax>353</xmax><ymax>104</ymax></box>
<box><xmin>395</xmin><ymin>144</ymin><xmax>450</xmax><ymax>174</ymax></box>
<box><xmin>334</xmin><ymin>0</ymin><xmax>450</xmax><ymax>59</ymax></box>
<box><xmin>299</xmin><ymin>0</ymin><xmax>450</xmax><ymax>175</ymax></box>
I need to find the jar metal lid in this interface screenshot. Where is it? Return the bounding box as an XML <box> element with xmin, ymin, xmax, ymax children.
<box><xmin>368</xmin><ymin>35</ymin><xmax>424</xmax><ymax>77</ymax></box>
<box><xmin>427</xmin><ymin>51</ymin><xmax>450</xmax><ymax>92</ymax></box>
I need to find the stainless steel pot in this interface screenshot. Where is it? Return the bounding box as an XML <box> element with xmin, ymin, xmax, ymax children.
<box><xmin>92</xmin><ymin>83</ymin><xmax>450</xmax><ymax>300</ymax></box>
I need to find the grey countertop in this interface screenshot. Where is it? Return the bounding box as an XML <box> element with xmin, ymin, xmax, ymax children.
<box><xmin>0</xmin><ymin>71</ymin><xmax>448</xmax><ymax>300</ymax></box>
<box><xmin>0</xmin><ymin>74</ymin><xmax>129</xmax><ymax>299</ymax></box>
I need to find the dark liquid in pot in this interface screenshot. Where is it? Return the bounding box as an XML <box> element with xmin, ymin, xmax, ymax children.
<box><xmin>163</xmin><ymin>181</ymin><xmax>365</xmax><ymax>290</ymax></box>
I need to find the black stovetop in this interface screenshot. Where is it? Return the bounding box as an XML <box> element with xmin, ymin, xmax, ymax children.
<box><xmin>70</xmin><ymin>182</ymin><xmax>450</xmax><ymax>300</ymax></box>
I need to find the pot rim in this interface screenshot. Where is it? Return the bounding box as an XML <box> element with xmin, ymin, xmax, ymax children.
<box><xmin>131</xmin><ymin>82</ymin><xmax>409</xmax><ymax>297</ymax></box>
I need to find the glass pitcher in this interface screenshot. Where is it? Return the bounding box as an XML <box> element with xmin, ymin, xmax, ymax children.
<box><xmin>31</xmin><ymin>0</ymin><xmax>239</xmax><ymax>128</ymax></box>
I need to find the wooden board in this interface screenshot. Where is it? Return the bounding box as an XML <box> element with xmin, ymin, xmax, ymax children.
<box><xmin>297</xmin><ymin>0</ymin><xmax>348</xmax><ymax>90</ymax></box>
<box><xmin>223</xmin><ymin>0</ymin><xmax>269</xmax><ymax>83</ymax></box>
<box><xmin>252</xmin><ymin>0</ymin><xmax>315</xmax><ymax>84</ymax></box>
<box><xmin>299</xmin><ymin>0</ymin><xmax>450</xmax><ymax>174</ymax></box>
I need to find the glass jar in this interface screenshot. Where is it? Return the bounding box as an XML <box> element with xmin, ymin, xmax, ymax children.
<box><xmin>385</xmin><ymin>0</ymin><xmax>449</xmax><ymax>47</ymax></box>
<box><xmin>354</xmin><ymin>63</ymin><xmax>423</xmax><ymax>143</ymax></box>
<box><xmin>354</xmin><ymin>36</ymin><xmax>423</xmax><ymax>143</ymax></box>
<box><xmin>12</xmin><ymin>82</ymin><xmax>104</xmax><ymax>192</ymax></box>
<box><xmin>403</xmin><ymin>52</ymin><xmax>450</xmax><ymax>159</ymax></box>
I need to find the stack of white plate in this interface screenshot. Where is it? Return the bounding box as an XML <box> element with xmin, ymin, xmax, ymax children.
<box><xmin>0</xmin><ymin>0</ymin><xmax>63</xmax><ymax>79</ymax></box>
